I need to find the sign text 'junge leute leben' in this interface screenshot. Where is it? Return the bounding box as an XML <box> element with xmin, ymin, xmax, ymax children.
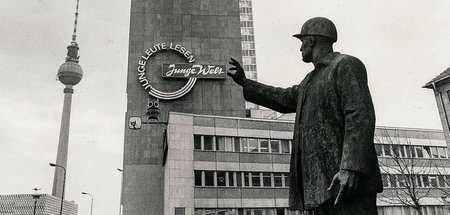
<box><xmin>136</xmin><ymin>42</ymin><xmax>226</xmax><ymax>100</ymax></box>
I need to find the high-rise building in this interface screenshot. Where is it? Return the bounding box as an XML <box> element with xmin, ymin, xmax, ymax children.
<box><xmin>239</xmin><ymin>0</ymin><xmax>259</xmax><ymax>110</ymax></box>
<box><xmin>123</xmin><ymin>0</ymin><xmax>245</xmax><ymax>214</ymax></box>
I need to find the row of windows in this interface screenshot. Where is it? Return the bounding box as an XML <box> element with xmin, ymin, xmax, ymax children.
<box><xmin>381</xmin><ymin>174</ymin><xmax>450</xmax><ymax>188</ymax></box>
<box><xmin>242</xmin><ymin>50</ymin><xmax>256</xmax><ymax>56</ymax></box>
<box><xmin>240</xmin><ymin>14</ymin><xmax>253</xmax><ymax>21</ymax></box>
<box><xmin>242</xmin><ymin>42</ymin><xmax>255</xmax><ymax>51</ymax></box>
<box><xmin>194</xmin><ymin>135</ymin><xmax>292</xmax><ymax>154</ymax></box>
<box><xmin>244</xmin><ymin>65</ymin><xmax>257</xmax><ymax>72</ymax></box>
<box><xmin>240</xmin><ymin>21</ymin><xmax>254</xmax><ymax>28</ymax></box>
<box><xmin>241</xmin><ymin>35</ymin><xmax>255</xmax><ymax>42</ymax></box>
<box><xmin>195</xmin><ymin>208</ymin><xmax>299</xmax><ymax>215</ymax></box>
<box><xmin>239</xmin><ymin>7</ymin><xmax>253</xmax><ymax>14</ymax></box>
<box><xmin>375</xmin><ymin>144</ymin><xmax>448</xmax><ymax>159</ymax></box>
<box><xmin>242</xmin><ymin>56</ymin><xmax>256</xmax><ymax>64</ymax></box>
<box><xmin>241</xmin><ymin>28</ymin><xmax>254</xmax><ymax>35</ymax></box>
<box><xmin>238</xmin><ymin>0</ymin><xmax>252</xmax><ymax>8</ymax></box>
<box><xmin>194</xmin><ymin>171</ymin><xmax>290</xmax><ymax>188</ymax></box>
<box><xmin>245</xmin><ymin>72</ymin><xmax>257</xmax><ymax>80</ymax></box>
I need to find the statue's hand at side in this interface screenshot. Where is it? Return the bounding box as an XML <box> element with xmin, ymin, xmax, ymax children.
<box><xmin>327</xmin><ymin>169</ymin><xmax>360</xmax><ymax>205</ymax></box>
<box><xmin>228</xmin><ymin>58</ymin><xmax>246</xmax><ymax>86</ymax></box>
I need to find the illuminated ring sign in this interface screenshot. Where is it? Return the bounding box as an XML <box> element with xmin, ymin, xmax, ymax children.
<box><xmin>137</xmin><ymin>43</ymin><xmax>226</xmax><ymax>100</ymax></box>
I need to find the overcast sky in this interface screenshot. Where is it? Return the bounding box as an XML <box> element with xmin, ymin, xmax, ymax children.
<box><xmin>1</xmin><ymin>1</ymin><xmax>449</xmax><ymax>215</ymax></box>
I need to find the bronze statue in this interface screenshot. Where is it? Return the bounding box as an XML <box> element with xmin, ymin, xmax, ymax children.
<box><xmin>228</xmin><ymin>17</ymin><xmax>382</xmax><ymax>214</ymax></box>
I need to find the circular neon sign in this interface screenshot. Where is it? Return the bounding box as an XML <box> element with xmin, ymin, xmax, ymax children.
<box><xmin>136</xmin><ymin>43</ymin><xmax>197</xmax><ymax>100</ymax></box>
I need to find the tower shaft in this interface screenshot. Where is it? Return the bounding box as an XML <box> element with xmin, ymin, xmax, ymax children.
<box><xmin>52</xmin><ymin>86</ymin><xmax>74</xmax><ymax>198</ymax></box>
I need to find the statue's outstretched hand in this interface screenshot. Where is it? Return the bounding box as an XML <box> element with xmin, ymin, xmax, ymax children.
<box><xmin>327</xmin><ymin>169</ymin><xmax>360</xmax><ymax>205</ymax></box>
<box><xmin>228</xmin><ymin>58</ymin><xmax>246</xmax><ymax>86</ymax></box>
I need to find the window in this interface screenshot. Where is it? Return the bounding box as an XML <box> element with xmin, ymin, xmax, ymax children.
<box><xmin>422</xmin><ymin>175</ymin><xmax>430</xmax><ymax>187</ymax></box>
<box><xmin>429</xmin><ymin>147</ymin><xmax>439</xmax><ymax>158</ymax></box>
<box><xmin>438</xmin><ymin>175</ymin><xmax>446</xmax><ymax>187</ymax></box>
<box><xmin>381</xmin><ymin>174</ymin><xmax>388</xmax><ymax>187</ymax></box>
<box><xmin>175</xmin><ymin>208</ymin><xmax>185</xmax><ymax>215</ymax></box>
<box><xmin>217</xmin><ymin>209</ymin><xmax>228</xmax><ymax>215</ymax></box>
<box><xmin>284</xmin><ymin>173</ymin><xmax>290</xmax><ymax>187</ymax></box>
<box><xmin>175</xmin><ymin>207</ymin><xmax>185</xmax><ymax>215</ymax></box>
<box><xmin>274</xmin><ymin>173</ymin><xmax>283</xmax><ymax>187</ymax></box>
<box><xmin>205</xmin><ymin>171</ymin><xmax>214</xmax><ymax>186</ymax></box>
<box><xmin>281</xmin><ymin>140</ymin><xmax>290</xmax><ymax>154</ymax></box>
<box><xmin>205</xmin><ymin>209</ymin><xmax>216</xmax><ymax>215</ymax></box>
<box><xmin>234</xmin><ymin>137</ymin><xmax>241</xmax><ymax>152</ymax></box>
<box><xmin>216</xmin><ymin>137</ymin><xmax>226</xmax><ymax>151</ymax></box>
<box><xmin>217</xmin><ymin>171</ymin><xmax>226</xmax><ymax>187</ymax></box>
<box><xmin>195</xmin><ymin>170</ymin><xmax>202</xmax><ymax>186</ymax></box>
<box><xmin>423</xmin><ymin>146</ymin><xmax>431</xmax><ymax>158</ymax></box>
<box><xmin>389</xmin><ymin>175</ymin><xmax>397</xmax><ymax>188</ymax></box>
<box><xmin>225</xmin><ymin>137</ymin><xmax>234</xmax><ymax>151</ymax></box>
<box><xmin>415</xmin><ymin>175</ymin><xmax>423</xmax><ymax>187</ymax></box>
<box><xmin>276</xmin><ymin>208</ymin><xmax>286</xmax><ymax>215</ymax></box>
<box><xmin>392</xmin><ymin>145</ymin><xmax>406</xmax><ymax>157</ymax></box>
<box><xmin>229</xmin><ymin>172</ymin><xmax>235</xmax><ymax>187</ymax></box>
<box><xmin>430</xmin><ymin>175</ymin><xmax>438</xmax><ymax>187</ymax></box>
<box><xmin>397</xmin><ymin>175</ymin><xmax>406</xmax><ymax>187</ymax></box>
<box><xmin>195</xmin><ymin>209</ymin><xmax>203</xmax><ymax>215</ymax></box>
<box><xmin>406</xmin><ymin>145</ymin><xmax>416</xmax><ymax>158</ymax></box>
<box><xmin>241</xmin><ymin>138</ymin><xmax>249</xmax><ymax>152</ymax></box>
<box><xmin>244</xmin><ymin>172</ymin><xmax>251</xmax><ymax>187</ymax></box>
<box><xmin>383</xmin><ymin>144</ymin><xmax>392</xmax><ymax>156</ymax></box>
<box><xmin>439</xmin><ymin>147</ymin><xmax>447</xmax><ymax>158</ymax></box>
<box><xmin>263</xmin><ymin>173</ymin><xmax>272</xmax><ymax>187</ymax></box>
<box><xmin>204</xmin><ymin>136</ymin><xmax>213</xmax><ymax>150</ymax></box>
<box><xmin>194</xmin><ymin>135</ymin><xmax>202</xmax><ymax>150</ymax></box>
<box><xmin>254</xmin><ymin>209</ymin><xmax>263</xmax><ymax>215</ymax></box>
<box><xmin>375</xmin><ymin>144</ymin><xmax>383</xmax><ymax>156</ymax></box>
<box><xmin>271</xmin><ymin>140</ymin><xmax>280</xmax><ymax>153</ymax></box>
<box><xmin>415</xmin><ymin>146</ymin><xmax>423</xmax><ymax>158</ymax></box>
<box><xmin>260</xmin><ymin>139</ymin><xmax>269</xmax><ymax>153</ymax></box>
<box><xmin>252</xmin><ymin>172</ymin><xmax>261</xmax><ymax>187</ymax></box>
<box><xmin>236</xmin><ymin>172</ymin><xmax>242</xmax><ymax>187</ymax></box>
<box><xmin>248</xmin><ymin>138</ymin><xmax>258</xmax><ymax>152</ymax></box>
<box><xmin>445</xmin><ymin>176</ymin><xmax>450</xmax><ymax>187</ymax></box>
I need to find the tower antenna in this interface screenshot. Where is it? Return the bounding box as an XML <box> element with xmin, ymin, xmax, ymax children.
<box><xmin>71</xmin><ymin>0</ymin><xmax>80</xmax><ymax>43</ymax></box>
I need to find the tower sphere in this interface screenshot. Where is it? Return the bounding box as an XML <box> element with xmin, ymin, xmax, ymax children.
<box><xmin>57</xmin><ymin>61</ymin><xmax>83</xmax><ymax>86</ymax></box>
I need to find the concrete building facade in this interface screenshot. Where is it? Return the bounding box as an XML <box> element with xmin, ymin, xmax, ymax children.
<box><xmin>163</xmin><ymin>112</ymin><xmax>450</xmax><ymax>215</ymax></box>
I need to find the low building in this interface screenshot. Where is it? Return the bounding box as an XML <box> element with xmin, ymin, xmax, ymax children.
<box><xmin>0</xmin><ymin>194</ymin><xmax>77</xmax><ymax>215</ymax></box>
<box><xmin>162</xmin><ymin>112</ymin><xmax>450</xmax><ymax>215</ymax></box>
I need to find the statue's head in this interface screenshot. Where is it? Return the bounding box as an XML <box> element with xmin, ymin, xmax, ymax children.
<box><xmin>294</xmin><ymin>17</ymin><xmax>337</xmax><ymax>42</ymax></box>
<box><xmin>294</xmin><ymin>17</ymin><xmax>337</xmax><ymax>63</ymax></box>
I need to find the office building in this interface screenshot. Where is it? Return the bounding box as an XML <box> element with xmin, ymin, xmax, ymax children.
<box><xmin>0</xmin><ymin>194</ymin><xmax>78</xmax><ymax>215</ymax></box>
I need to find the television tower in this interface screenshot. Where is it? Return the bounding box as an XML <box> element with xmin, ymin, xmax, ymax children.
<box><xmin>52</xmin><ymin>0</ymin><xmax>83</xmax><ymax>199</ymax></box>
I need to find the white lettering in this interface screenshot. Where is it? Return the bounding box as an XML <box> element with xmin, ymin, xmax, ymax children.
<box><xmin>138</xmin><ymin>72</ymin><xmax>146</xmax><ymax>80</ymax></box>
<box><xmin>186</xmin><ymin>54</ymin><xmax>195</xmax><ymax>63</ymax></box>
<box><xmin>138</xmin><ymin>60</ymin><xmax>146</xmax><ymax>66</ymax></box>
<box><xmin>137</xmin><ymin>66</ymin><xmax>145</xmax><ymax>73</ymax></box>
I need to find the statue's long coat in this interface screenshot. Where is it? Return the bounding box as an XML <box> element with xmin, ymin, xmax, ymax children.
<box><xmin>242</xmin><ymin>52</ymin><xmax>383</xmax><ymax>210</ymax></box>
